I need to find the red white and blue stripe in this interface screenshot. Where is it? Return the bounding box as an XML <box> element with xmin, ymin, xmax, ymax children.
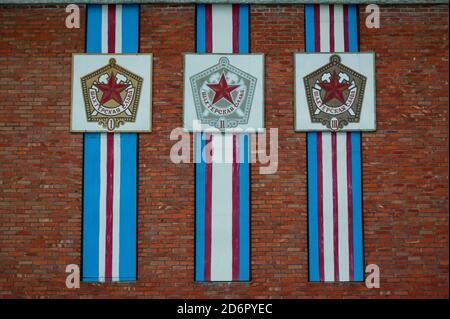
<box><xmin>82</xmin><ymin>4</ymin><xmax>138</xmax><ymax>282</ymax></box>
<box><xmin>195</xmin><ymin>4</ymin><xmax>250</xmax><ymax>282</ymax></box>
<box><xmin>306</xmin><ymin>4</ymin><xmax>364</xmax><ymax>282</ymax></box>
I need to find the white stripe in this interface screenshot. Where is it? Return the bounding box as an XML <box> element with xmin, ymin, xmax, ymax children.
<box><xmin>337</xmin><ymin>133</ymin><xmax>349</xmax><ymax>281</ymax></box>
<box><xmin>101</xmin><ymin>5</ymin><xmax>108</xmax><ymax>54</ymax></box>
<box><xmin>195</xmin><ymin>133</ymin><xmax>200</xmax><ymax>163</ymax></box>
<box><xmin>223</xmin><ymin>134</ymin><xmax>234</xmax><ymax>164</ymax></box>
<box><xmin>112</xmin><ymin>134</ymin><xmax>121</xmax><ymax>281</ymax></box>
<box><xmin>322</xmin><ymin>132</ymin><xmax>334</xmax><ymax>281</ymax></box>
<box><xmin>98</xmin><ymin>133</ymin><xmax>107</xmax><ymax>282</ymax></box>
<box><xmin>211</xmin><ymin>133</ymin><xmax>223</xmax><ymax>164</ymax></box>
<box><xmin>210</xmin><ymin>134</ymin><xmax>233</xmax><ymax>281</ymax></box>
<box><xmin>115</xmin><ymin>5</ymin><xmax>122</xmax><ymax>53</ymax></box>
<box><xmin>212</xmin><ymin>4</ymin><xmax>233</xmax><ymax>53</ymax></box>
<box><xmin>319</xmin><ymin>5</ymin><xmax>330</xmax><ymax>53</ymax></box>
<box><xmin>209</xmin><ymin>5</ymin><xmax>235</xmax><ymax>281</ymax></box>
<box><xmin>333</xmin><ymin>5</ymin><xmax>345</xmax><ymax>52</ymax></box>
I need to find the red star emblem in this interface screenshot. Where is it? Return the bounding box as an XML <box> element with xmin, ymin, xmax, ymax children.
<box><xmin>97</xmin><ymin>73</ymin><xmax>128</xmax><ymax>105</ymax></box>
<box><xmin>207</xmin><ymin>73</ymin><xmax>240</xmax><ymax>105</ymax></box>
<box><xmin>319</xmin><ymin>71</ymin><xmax>349</xmax><ymax>104</ymax></box>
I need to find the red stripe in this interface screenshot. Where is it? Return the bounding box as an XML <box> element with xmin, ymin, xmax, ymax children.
<box><xmin>329</xmin><ymin>5</ymin><xmax>335</xmax><ymax>52</ymax></box>
<box><xmin>343</xmin><ymin>5</ymin><xmax>349</xmax><ymax>52</ymax></box>
<box><xmin>331</xmin><ymin>132</ymin><xmax>339</xmax><ymax>281</ymax></box>
<box><xmin>232</xmin><ymin>135</ymin><xmax>240</xmax><ymax>280</ymax></box>
<box><xmin>105</xmin><ymin>133</ymin><xmax>114</xmax><ymax>281</ymax></box>
<box><xmin>346</xmin><ymin>133</ymin><xmax>354</xmax><ymax>280</ymax></box>
<box><xmin>232</xmin><ymin>4</ymin><xmax>240</xmax><ymax>53</ymax></box>
<box><xmin>314</xmin><ymin>4</ymin><xmax>321</xmax><ymax>52</ymax></box>
<box><xmin>205</xmin><ymin>4</ymin><xmax>212</xmax><ymax>53</ymax></box>
<box><xmin>105</xmin><ymin>4</ymin><xmax>116</xmax><ymax>282</ymax></box>
<box><xmin>317</xmin><ymin>132</ymin><xmax>324</xmax><ymax>281</ymax></box>
<box><xmin>204</xmin><ymin>134</ymin><xmax>213</xmax><ymax>281</ymax></box>
<box><xmin>107</xmin><ymin>4</ymin><xmax>116</xmax><ymax>53</ymax></box>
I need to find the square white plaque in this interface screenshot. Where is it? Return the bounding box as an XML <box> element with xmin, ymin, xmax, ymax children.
<box><xmin>294</xmin><ymin>52</ymin><xmax>375</xmax><ymax>132</ymax></box>
<box><xmin>71</xmin><ymin>54</ymin><xmax>152</xmax><ymax>132</ymax></box>
<box><xmin>183</xmin><ymin>54</ymin><xmax>264</xmax><ymax>132</ymax></box>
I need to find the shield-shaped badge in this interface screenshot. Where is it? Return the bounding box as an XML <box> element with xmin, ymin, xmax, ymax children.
<box><xmin>190</xmin><ymin>57</ymin><xmax>257</xmax><ymax>130</ymax></box>
<box><xmin>81</xmin><ymin>58</ymin><xmax>143</xmax><ymax>131</ymax></box>
<box><xmin>303</xmin><ymin>54</ymin><xmax>367</xmax><ymax>131</ymax></box>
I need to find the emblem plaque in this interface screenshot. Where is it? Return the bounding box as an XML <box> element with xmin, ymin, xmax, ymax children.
<box><xmin>184</xmin><ymin>54</ymin><xmax>264</xmax><ymax>132</ymax></box>
<box><xmin>81</xmin><ymin>58</ymin><xmax>143</xmax><ymax>131</ymax></box>
<box><xmin>304</xmin><ymin>55</ymin><xmax>366</xmax><ymax>131</ymax></box>
<box><xmin>71</xmin><ymin>54</ymin><xmax>152</xmax><ymax>133</ymax></box>
<box><xmin>295</xmin><ymin>53</ymin><xmax>375</xmax><ymax>132</ymax></box>
<box><xmin>190</xmin><ymin>57</ymin><xmax>257</xmax><ymax>130</ymax></box>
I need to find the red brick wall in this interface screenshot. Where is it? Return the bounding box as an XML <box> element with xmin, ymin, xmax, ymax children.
<box><xmin>0</xmin><ymin>4</ymin><xmax>447</xmax><ymax>298</ymax></box>
<box><xmin>359</xmin><ymin>5</ymin><xmax>449</xmax><ymax>297</ymax></box>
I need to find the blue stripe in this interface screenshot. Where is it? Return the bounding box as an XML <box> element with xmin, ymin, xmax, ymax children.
<box><xmin>238</xmin><ymin>4</ymin><xmax>250</xmax><ymax>282</ymax></box>
<box><xmin>305</xmin><ymin>4</ymin><xmax>319</xmax><ymax>282</ymax></box>
<box><xmin>122</xmin><ymin>5</ymin><xmax>139</xmax><ymax>54</ymax></box>
<box><xmin>305</xmin><ymin>4</ymin><xmax>315</xmax><ymax>53</ymax></box>
<box><xmin>195</xmin><ymin>4</ymin><xmax>206</xmax><ymax>281</ymax></box>
<box><xmin>118</xmin><ymin>5</ymin><xmax>139</xmax><ymax>282</ymax></box>
<box><xmin>239</xmin><ymin>134</ymin><xmax>250</xmax><ymax>281</ymax></box>
<box><xmin>82</xmin><ymin>134</ymin><xmax>101</xmax><ymax>281</ymax></box>
<box><xmin>307</xmin><ymin>132</ymin><xmax>320</xmax><ymax>281</ymax></box>
<box><xmin>196</xmin><ymin>4</ymin><xmax>206</xmax><ymax>53</ymax></box>
<box><xmin>82</xmin><ymin>4</ymin><xmax>102</xmax><ymax>282</ymax></box>
<box><xmin>86</xmin><ymin>5</ymin><xmax>102</xmax><ymax>53</ymax></box>
<box><xmin>347</xmin><ymin>5</ymin><xmax>359</xmax><ymax>53</ymax></box>
<box><xmin>239</xmin><ymin>5</ymin><xmax>249</xmax><ymax>54</ymax></box>
<box><xmin>347</xmin><ymin>4</ymin><xmax>363</xmax><ymax>281</ymax></box>
<box><xmin>119</xmin><ymin>133</ymin><xmax>137</xmax><ymax>281</ymax></box>
<box><xmin>351</xmin><ymin>132</ymin><xmax>363</xmax><ymax>281</ymax></box>
<box><xmin>195</xmin><ymin>133</ymin><xmax>206</xmax><ymax>281</ymax></box>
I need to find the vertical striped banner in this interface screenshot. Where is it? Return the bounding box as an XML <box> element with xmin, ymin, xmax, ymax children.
<box><xmin>306</xmin><ymin>4</ymin><xmax>364</xmax><ymax>282</ymax></box>
<box><xmin>82</xmin><ymin>4</ymin><xmax>138</xmax><ymax>282</ymax></box>
<box><xmin>195</xmin><ymin>4</ymin><xmax>250</xmax><ymax>282</ymax></box>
